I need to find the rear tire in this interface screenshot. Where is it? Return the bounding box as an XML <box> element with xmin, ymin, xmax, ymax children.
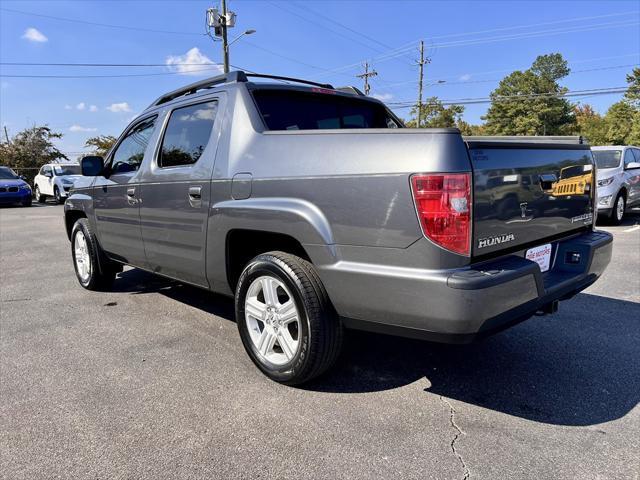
<box><xmin>609</xmin><ymin>193</ymin><xmax>625</xmax><ymax>225</ymax></box>
<box><xmin>71</xmin><ymin>218</ymin><xmax>117</xmax><ymax>291</ymax></box>
<box><xmin>35</xmin><ymin>186</ymin><xmax>46</xmax><ymax>203</ymax></box>
<box><xmin>235</xmin><ymin>251</ymin><xmax>343</xmax><ymax>385</ymax></box>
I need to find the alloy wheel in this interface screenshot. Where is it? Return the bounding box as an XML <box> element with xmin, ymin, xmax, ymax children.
<box><xmin>74</xmin><ymin>231</ymin><xmax>92</xmax><ymax>283</ymax></box>
<box><xmin>244</xmin><ymin>275</ymin><xmax>301</xmax><ymax>365</ymax></box>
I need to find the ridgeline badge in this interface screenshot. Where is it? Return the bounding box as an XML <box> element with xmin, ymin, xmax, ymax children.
<box><xmin>478</xmin><ymin>233</ymin><xmax>515</xmax><ymax>249</ymax></box>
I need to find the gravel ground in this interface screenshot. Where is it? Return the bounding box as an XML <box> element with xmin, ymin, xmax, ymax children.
<box><xmin>1</xmin><ymin>204</ymin><xmax>639</xmax><ymax>480</ymax></box>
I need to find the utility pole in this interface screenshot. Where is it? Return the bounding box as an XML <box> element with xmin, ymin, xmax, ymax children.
<box><xmin>356</xmin><ymin>62</ymin><xmax>377</xmax><ymax>96</ymax></box>
<box><xmin>207</xmin><ymin>3</ymin><xmax>250</xmax><ymax>74</ymax></box>
<box><xmin>221</xmin><ymin>0</ymin><xmax>230</xmax><ymax>73</ymax></box>
<box><xmin>415</xmin><ymin>40</ymin><xmax>430</xmax><ymax>128</ymax></box>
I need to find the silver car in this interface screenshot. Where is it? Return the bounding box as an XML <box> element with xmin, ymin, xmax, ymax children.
<box><xmin>592</xmin><ymin>146</ymin><xmax>640</xmax><ymax>224</ymax></box>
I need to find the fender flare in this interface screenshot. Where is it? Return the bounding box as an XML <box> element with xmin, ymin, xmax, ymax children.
<box><xmin>211</xmin><ymin>197</ymin><xmax>335</xmax><ymax>246</ymax></box>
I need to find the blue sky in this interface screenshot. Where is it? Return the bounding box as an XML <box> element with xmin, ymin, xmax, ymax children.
<box><xmin>1</xmin><ymin>0</ymin><xmax>639</xmax><ymax>158</ymax></box>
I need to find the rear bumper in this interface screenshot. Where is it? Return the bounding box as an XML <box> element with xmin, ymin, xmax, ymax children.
<box><xmin>320</xmin><ymin>230</ymin><xmax>613</xmax><ymax>343</ymax></box>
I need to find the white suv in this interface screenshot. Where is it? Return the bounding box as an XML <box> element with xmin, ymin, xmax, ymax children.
<box><xmin>592</xmin><ymin>146</ymin><xmax>640</xmax><ymax>224</ymax></box>
<box><xmin>34</xmin><ymin>163</ymin><xmax>82</xmax><ymax>204</ymax></box>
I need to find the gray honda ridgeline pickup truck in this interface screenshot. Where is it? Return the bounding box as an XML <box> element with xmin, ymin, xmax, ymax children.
<box><xmin>65</xmin><ymin>71</ymin><xmax>612</xmax><ymax>385</ymax></box>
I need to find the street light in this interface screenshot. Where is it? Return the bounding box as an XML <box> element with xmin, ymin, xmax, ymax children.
<box><xmin>228</xmin><ymin>29</ymin><xmax>256</xmax><ymax>47</ymax></box>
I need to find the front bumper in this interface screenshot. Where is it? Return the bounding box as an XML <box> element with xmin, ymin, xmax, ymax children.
<box><xmin>0</xmin><ymin>189</ymin><xmax>32</xmax><ymax>204</ymax></box>
<box><xmin>320</xmin><ymin>230</ymin><xmax>613</xmax><ymax>343</ymax></box>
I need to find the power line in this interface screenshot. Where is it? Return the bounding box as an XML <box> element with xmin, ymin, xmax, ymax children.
<box><xmin>387</xmin><ymin>87</ymin><xmax>629</xmax><ymax>108</ymax></box>
<box><xmin>265</xmin><ymin>0</ymin><xmax>388</xmax><ymax>54</ymax></box>
<box><xmin>316</xmin><ymin>19</ymin><xmax>640</xmax><ymax>78</ymax></box>
<box><xmin>377</xmin><ymin>63</ymin><xmax>640</xmax><ymax>91</ymax></box>
<box><xmin>288</xmin><ymin>2</ymin><xmax>394</xmax><ymax>51</ymax></box>
<box><xmin>0</xmin><ymin>7</ymin><xmax>203</xmax><ymax>36</ymax></box>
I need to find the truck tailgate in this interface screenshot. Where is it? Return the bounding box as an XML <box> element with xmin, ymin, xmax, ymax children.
<box><xmin>466</xmin><ymin>137</ymin><xmax>595</xmax><ymax>258</ymax></box>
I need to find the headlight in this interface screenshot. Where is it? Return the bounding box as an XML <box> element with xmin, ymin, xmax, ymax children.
<box><xmin>597</xmin><ymin>177</ymin><xmax>614</xmax><ymax>187</ymax></box>
<box><xmin>19</xmin><ymin>184</ymin><xmax>31</xmax><ymax>190</ymax></box>
<box><xmin>598</xmin><ymin>195</ymin><xmax>612</xmax><ymax>205</ymax></box>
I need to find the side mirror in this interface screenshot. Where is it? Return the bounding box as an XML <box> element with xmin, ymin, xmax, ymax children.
<box><xmin>44</xmin><ymin>171</ymin><xmax>53</xmax><ymax>178</ymax></box>
<box><xmin>81</xmin><ymin>155</ymin><xmax>105</xmax><ymax>176</ymax></box>
<box><xmin>625</xmin><ymin>161</ymin><xmax>640</xmax><ymax>170</ymax></box>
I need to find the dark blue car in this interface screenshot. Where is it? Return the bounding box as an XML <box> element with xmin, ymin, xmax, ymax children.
<box><xmin>0</xmin><ymin>166</ymin><xmax>32</xmax><ymax>207</ymax></box>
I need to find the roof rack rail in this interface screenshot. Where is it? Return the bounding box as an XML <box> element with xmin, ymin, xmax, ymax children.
<box><xmin>244</xmin><ymin>73</ymin><xmax>333</xmax><ymax>89</ymax></box>
<box><xmin>149</xmin><ymin>71</ymin><xmax>248</xmax><ymax>107</ymax></box>
<box><xmin>335</xmin><ymin>86</ymin><xmax>366</xmax><ymax>96</ymax></box>
<box><xmin>147</xmin><ymin>70</ymin><xmax>334</xmax><ymax>109</ymax></box>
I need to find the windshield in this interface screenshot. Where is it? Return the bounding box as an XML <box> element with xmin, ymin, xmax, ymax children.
<box><xmin>0</xmin><ymin>167</ymin><xmax>19</xmax><ymax>179</ymax></box>
<box><xmin>592</xmin><ymin>150</ymin><xmax>622</xmax><ymax>169</ymax></box>
<box><xmin>252</xmin><ymin>89</ymin><xmax>401</xmax><ymax>131</ymax></box>
<box><xmin>53</xmin><ymin>165</ymin><xmax>81</xmax><ymax>176</ymax></box>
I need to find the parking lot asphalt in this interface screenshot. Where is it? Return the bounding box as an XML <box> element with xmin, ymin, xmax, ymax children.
<box><xmin>1</xmin><ymin>204</ymin><xmax>639</xmax><ymax>480</ymax></box>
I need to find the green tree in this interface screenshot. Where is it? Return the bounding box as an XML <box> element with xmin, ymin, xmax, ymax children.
<box><xmin>594</xmin><ymin>68</ymin><xmax>640</xmax><ymax>145</ymax></box>
<box><xmin>624</xmin><ymin>67</ymin><xmax>640</xmax><ymax>108</ymax></box>
<box><xmin>0</xmin><ymin>126</ymin><xmax>67</xmax><ymax>175</ymax></box>
<box><xmin>483</xmin><ymin>53</ymin><xmax>575</xmax><ymax>135</ymax></box>
<box><xmin>84</xmin><ymin>135</ymin><xmax>117</xmax><ymax>157</ymax></box>
<box><xmin>574</xmin><ymin>104</ymin><xmax>607</xmax><ymax>145</ymax></box>
<box><xmin>406</xmin><ymin>97</ymin><xmax>465</xmax><ymax>128</ymax></box>
<box><xmin>603</xmin><ymin>101</ymin><xmax>637</xmax><ymax>145</ymax></box>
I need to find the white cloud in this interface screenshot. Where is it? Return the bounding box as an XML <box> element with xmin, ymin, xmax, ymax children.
<box><xmin>76</xmin><ymin>102</ymin><xmax>86</xmax><ymax>111</ymax></box>
<box><xmin>69</xmin><ymin>124</ymin><xmax>97</xmax><ymax>132</ymax></box>
<box><xmin>22</xmin><ymin>27</ymin><xmax>48</xmax><ymax>43</ymax></box>
<box><xmin>107</xmin><ymin>102</ymin><xmax>132</xmax><ymax>113</ymax></box>
<box><xmin>459</xmin><ymin>74</ymin><xmax>472</xmax><ymax>81</ymax></box>
<box><xmin>64</xmin><ymin>104</ymin><xmax>72</xmax><ymax>110</ymax></box>
<box><xmin>372</xmin><ymin>93</ymin><xmax>394</xmax><ymax>101</ymax></box>
<box><xmin>166</xmin><ymin>47</ymin><xmax>222</xmax><ymax>76</ymax></box>
<box><xmin>89</xmin><ymin>105</ymin><xmax>98</xmax><ymax>112</ymax></box>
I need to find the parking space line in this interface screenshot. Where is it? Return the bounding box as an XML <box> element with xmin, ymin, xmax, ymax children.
<box><xmin>623</xmin><ymin>225</ymin><xmax>640</xmax><ymax>233</ymax></box>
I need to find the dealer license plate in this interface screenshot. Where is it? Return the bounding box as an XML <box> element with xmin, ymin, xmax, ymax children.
<box><xmin>526</xmin><ymin>243</ymin><xmax>552</xmax><ymax>272</ymax></box>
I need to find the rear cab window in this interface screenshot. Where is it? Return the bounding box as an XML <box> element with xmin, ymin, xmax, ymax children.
<box><xmin>158</xmin><ymin>100</ymin><xmax>218</xmax><ymax>168</ymax></box>
<box><xmin>251</xmin><ymin>88</ymin><xmax>401</xmax><ymax>131</ymax></box>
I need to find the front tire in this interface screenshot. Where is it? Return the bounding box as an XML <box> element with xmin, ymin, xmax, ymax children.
<box><xmin>54</xmin><ymin>186</ymin><xmax>64</xmax><ymax>204</ymax></box>
<box><xmin>71</xmin><ymin>218</ymin><xmax>116</xmax><ymax>291</ymax></box>
<box><xmin>610</xmin><ymin>193</ymin><xmax>626</xmax><ymax>225</ymax></box>
<box><xmin>35</xmin><ymin>186</ymin><xmax>46</xmax><ymax>203</ymax></box>
<box><xmin>235</xmin><ymin>252</ymin><xmax>343</xmax><ymax>385</ymax></box>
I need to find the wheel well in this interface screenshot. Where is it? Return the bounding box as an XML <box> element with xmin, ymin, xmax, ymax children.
<box><xmin>226</xmin><ymin>229</ymin><xmax>311</xmax><ymax>291</ymax></box>
<box><xmin>65</xmin><ymin>210</ymin><xmax>87</xmax><ymax>240</ymax></box>
<box><xmin>618</xmin><ymin>187</ymin><xmax>627</xmax><ymax>200</ymax></box>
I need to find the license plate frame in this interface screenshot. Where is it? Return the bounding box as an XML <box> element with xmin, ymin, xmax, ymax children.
<box><xmin>525</xmin><ymin>243</ymin><xmax>553</xmax><ymax>273</ymax></box>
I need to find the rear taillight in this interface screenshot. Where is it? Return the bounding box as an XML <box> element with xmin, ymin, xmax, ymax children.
<box><xmin>410</xmin><ymin>173</ymin><xmax>471</xmax><ymax>256</ymax></box>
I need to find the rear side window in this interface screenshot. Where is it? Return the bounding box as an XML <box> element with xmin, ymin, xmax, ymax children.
<box><xmin>624</xmin><ymin>149</ymin><xmax>636</xmax><ymax>169</ymax></box>
<box><xmin>159</xmin><ymin>101</ymin><xmax>218</xmax><ymax>168</ymax></box>
<box><xmin>252</xmin><ymin>89</ymin><xmax>400</xmax><ymax>131</ymax></box>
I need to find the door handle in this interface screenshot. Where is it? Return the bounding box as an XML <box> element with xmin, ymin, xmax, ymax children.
<box><xmin>126</xmin><ymin>187</ymin><xmax>136</xmax><ymax>197</ymax></box>
<box><xmin>188</xmin><ymin>186</ymin><xmax>202</xmax><ymax>199</ymax></box>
